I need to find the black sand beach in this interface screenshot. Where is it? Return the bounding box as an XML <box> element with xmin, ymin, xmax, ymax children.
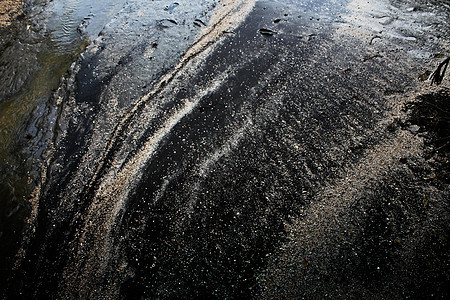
<box><xmin>1</xmin><ymin>0</ymin><xmax>449</xmax><ymax>298</ymax></box>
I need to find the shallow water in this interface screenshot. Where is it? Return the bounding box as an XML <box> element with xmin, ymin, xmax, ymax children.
<box><xmin>1</xmin><ymin>0</ymin><xmax>449</xmax><ymax>298</ymax></box>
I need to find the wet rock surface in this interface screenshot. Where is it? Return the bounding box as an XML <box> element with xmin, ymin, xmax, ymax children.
<box><xmin>0</xmin><ymin>0</ymin><xmax>126</xmax><ymax>288</ymax></box>
<box><xmin>1</xmin><ymin>0</ymin><xmax>449</xmax><ymax>298</ymax></box>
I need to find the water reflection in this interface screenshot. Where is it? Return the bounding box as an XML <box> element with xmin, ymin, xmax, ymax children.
<box><xmin>47</xmin><ymin>0</ymin><xmax>126</xmax><ymax>52</ymax></box>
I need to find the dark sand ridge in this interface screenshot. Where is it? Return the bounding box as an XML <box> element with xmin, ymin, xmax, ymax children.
<box><xmin>258</xmin><ymin>0</ymin><xmax>450</xmax><ymax>297</ymax></box>
<box><xmin>258</xmin><ymin>86</ymin><xmax>450</xmax><ymax>298</ymax></box>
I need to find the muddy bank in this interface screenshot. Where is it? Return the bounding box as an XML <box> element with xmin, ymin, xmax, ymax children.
<box><xmin>2</xmin><ymin>0</ymin><xmax>450</xmax><ymax>298</ymax></box>
<box><xmin>0</xmin><ymin>0</ymin><xmax>123</xmax><ymax>293</ymax></box>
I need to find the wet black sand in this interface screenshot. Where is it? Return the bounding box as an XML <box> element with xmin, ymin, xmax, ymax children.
<box><xmin>1</xmin><ymin>0</ymin><xmax>450</xmax><ymax>298</ymax></box>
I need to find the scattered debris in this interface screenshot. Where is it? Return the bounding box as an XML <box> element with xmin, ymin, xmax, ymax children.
<box><xmin>259</xmin><ymin>28</ymin><xmax>277</xmax><ymax>36</ymax></box>
<box><xmin>302</xmin><ymin>258</ymin><xmax>308</xmax><ymax>269</ymax></box>
<box><xmin>157</xmin><ymin>19</ymin><xmax>178</xmax><ymax>28</ymax></box>
<box><xmin>164</xmin><ymin>2</ymin><xmax>179</xmax><ymax>14</ymax></box>
<box><xmin>370</xmin><ymin>35</ymin><xmax>382</xmax><ymax>45</ymax></box>
<box><xmin>406</xmin><ymin>7</ymin><xmax>419</xmax><ymax>12</ymax></box>
<box><xmin>430</xmin><ymin>57</ymin><xmax>449</xmax><ymax>85</ymax></box>
<box><xmin>362</xmin><ymin>54</ymin><xmax>383</xmax><ymax>62</ymax></box>
<box><xmin>407</xmin><ymin>89</ymin><xmax>450</xmax><ymax>178</ymax></box>
<box><xmin>194</xmin><ymin>19</ymin><xmax>206</xmax><ymax>26</ymax></box>
<box><xmin>379</xmin><ymin>16</ymin><xmax>396</xmax><ymax>25</ymax></box>
<box><xmin>419</xmin><ymin>70</ymin><xmax>432</xmax><ymax>82</ymax></box>
<box><xmin>308</xmin><ymin>33</ymin><xmax>317</xmax><ymax>40</ymax></box>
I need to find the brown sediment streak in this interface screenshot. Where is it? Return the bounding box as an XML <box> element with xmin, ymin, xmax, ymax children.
<box><xmin>83</xmin><ymin>0</ymin><xmax>256</xmax><ymax>223</ymax></box>
<box><xmin>59</xmin><ymin>0</ymin><xmax>256</xmax><ymax>296</ymax></box>
<box><xmin>259</xmin><ymin>128</ymin><xmax>425</xmax><ymax>297</ymax></box>
<box><xmin>0</xmin><ymin>0</ymin><xmax>23</xmax><ymax>27</ymax></box>
<box><xmin>181</xmin><ymin>114</ymin><xmax>253</xmax><ymax>223</ymax></box>
<box><xmin>82</xmin><ymin>0</ymin><xmax>256</xmax><ymax>200</ymax></box>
